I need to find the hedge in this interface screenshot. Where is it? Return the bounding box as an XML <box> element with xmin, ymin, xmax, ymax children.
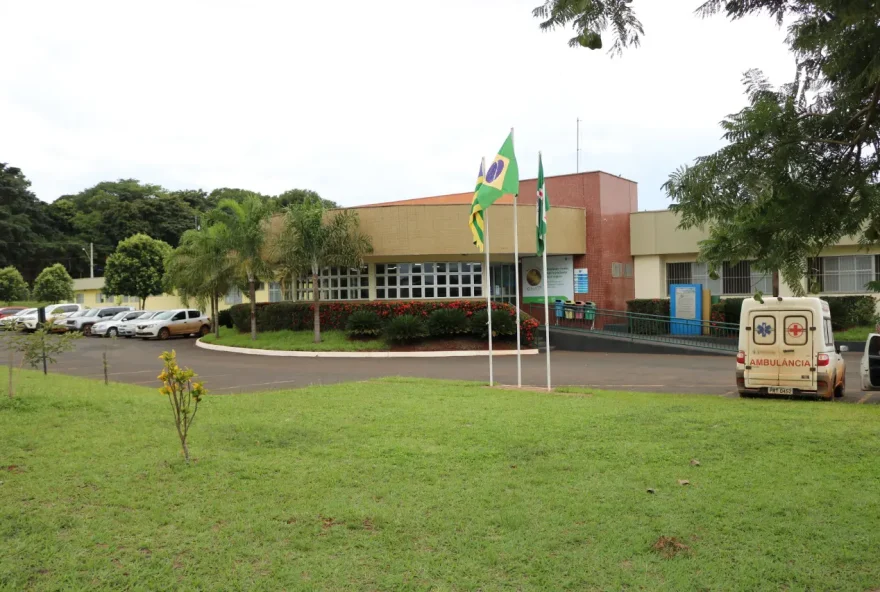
<box><xmin>228</xmin><ymin>300</ymin><xmax>540</xmax><ymax>346</ymax></box>
<box><xmin>626</xmin><ymin>299</ymin><xmax>670</xmax><ymax>316</ymax></box>
<box><xmin>822</xmin><ymin>296</ymin><xmax>877</xmax><ymax>331</ymax></box>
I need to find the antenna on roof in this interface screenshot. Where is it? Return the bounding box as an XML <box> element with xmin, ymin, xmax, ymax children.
<box><xmin>576</xmin><ymin>118</ymin><xmax>581</xmax><ymax>173</ymax></box>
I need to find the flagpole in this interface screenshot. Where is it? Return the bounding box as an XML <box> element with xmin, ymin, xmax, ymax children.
<box><xmin>485</xmin><ymin>200</ymin><xmax>494</xmax><ymax>387</ymax></box>
<box><xmin>510</xmin><ymin>131</ymin><xmax>522</xmax><ymax>388</ymax></box>
<box><xmin>539</xmin><ymin>151</ymin><xmax>551</xmax><ymax>391</ymax></box>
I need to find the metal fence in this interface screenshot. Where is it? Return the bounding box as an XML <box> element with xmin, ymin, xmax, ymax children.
<box><xmin>523</xmin><ymin>303</ymin><xmax>740</xmax><ymax>353</ymax></box>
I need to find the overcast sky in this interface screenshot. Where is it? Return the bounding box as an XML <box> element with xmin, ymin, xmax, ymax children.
<box><xmin>0</xmin><ymin>0</ymin><xmax>794</xmax><ymax>209</ymax></box>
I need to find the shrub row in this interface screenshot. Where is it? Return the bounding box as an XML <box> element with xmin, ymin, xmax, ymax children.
<box><xmin>628</xmin><ymin>295</ymin><xmax>878</xmax><ymax>331</ymax></box>
<box><xmin>228</xmin><ymin>300</ymin><xmax>539</xmax><ymax>346</ymax></box>
<box><xmin>822</xmin><ymin>296</ymin><xmax>876</xmax><ymax>330</ymax></box>
<box><xmin>626</xmin><ymin>299</ymin><xmax>670</xmax><ymax>316</ymax></box>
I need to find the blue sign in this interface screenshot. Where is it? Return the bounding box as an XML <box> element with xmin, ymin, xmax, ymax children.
<box><xmin>574</xmin><ymin>268</ymin><xmax>589</xmax><ymax>293</ymax></box>
<box><xmin>669</xmin><ymin>283</ymin><xmax>703</xmax><ymax>336</ymax></box>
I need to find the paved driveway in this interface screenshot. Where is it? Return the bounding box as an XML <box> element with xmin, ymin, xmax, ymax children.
<box><xmin>1</xmin><ymin>335</ymin><xmax>875</xmax><ymax>403</ymax></box>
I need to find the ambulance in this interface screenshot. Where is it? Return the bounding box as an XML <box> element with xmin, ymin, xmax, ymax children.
<box><xmin>736</xmin><ymin>297</ymin><xmax>847</xmax><ymax>399</ymax></box>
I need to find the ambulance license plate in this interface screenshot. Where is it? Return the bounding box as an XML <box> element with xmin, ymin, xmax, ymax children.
<box><xmin>768</xmin><ymin>386</ymin><xmax>794</xmax><ymax>395</ymax></box>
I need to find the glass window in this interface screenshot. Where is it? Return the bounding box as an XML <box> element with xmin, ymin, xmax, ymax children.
<box><xmin>296</xmin><ymin>266</ymin><xmax>367</xmax><ymax>301</ymax></box>
<box><xmin>810</xmin><ymin>255</ymin><xmax>874</xmax><ymax>293</ymax></box>
<box><xmin>188</xmin><ymin>310</ymin><xmax>201</xmax><ymax>319</ymax></box>
<box><xmin>172</xmin><ymin>312</ymin><xmax>185</xmax><ymax>321</ymax></box>
<box><xmin>225</xmin><ymin>287</ymin><xmax>243</xmax><ymax>305</ymax></box>
<box><xmin>375</xmin><ymin>262</ymin><xmax>484</xmax><ymax>300</ymax></box>
<box><xmin>75</xmin><ymin>293</ymin><xmax>84</xmax><ymax>304</ymax></box>
<box><xmin>752</xmin><ymin>315</ymin><xmax>776</xmax><ymax>346</ymax></box>
<box><xmin>783</xmin><ymin>315</ymin><xmax>808</xmax><ymax>346</ymax></box>
<box><xmin>269</xmin><ymin>282</ymin><xmax>283</xmax><ymax>302</ymax></box>
<box><xmin>666</xmin><ymin>260</ymin><xmax>771</xmax><ymax>295</ymax></box>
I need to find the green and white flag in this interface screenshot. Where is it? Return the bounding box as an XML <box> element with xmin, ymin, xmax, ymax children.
<box><xmin>536</xmin><ymin>153</ymin><xmax>550</xmax><ymax>255</ymax></box>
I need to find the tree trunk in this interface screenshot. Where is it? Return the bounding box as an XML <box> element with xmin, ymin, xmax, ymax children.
<box><xmin>772</xmin><ymin>271</ymin><xmax>780</xmax><ymax>298</ymax></box>
<box><xmin>7</xmin><ymin>348</ymin><xmax>13</xmax><ymax>398</ymax></box>
<box><xmin>141</xmin><ymin>296</ymin><xmax>147</xmax><ymax>310</ymax></box>
<box><xmin>209</xmin><ymin>295</ymin><xmax>216</xmax><ymax>337</ymax></box>
<box><xmin>313</xmin><ymin>272</ymin><xmax>321</xmax><ymax>343</ymax></box>
<box><xmin>249</xmin><ymin>278</ymin><xmax>257</xmax><ymax>341</ymax></box>
<box><xmin>213</xmin><ymin>294</ymin><xmax>220</xmax><ymax>338</ymax></box>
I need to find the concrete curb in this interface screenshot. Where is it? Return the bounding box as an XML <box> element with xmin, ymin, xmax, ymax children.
<box><xmin>196</xmin><ymin>338</ymin><xmax>539</xmax><ymax>358</ymax></box>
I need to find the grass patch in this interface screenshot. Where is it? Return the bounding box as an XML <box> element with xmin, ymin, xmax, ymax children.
<box><xmin>2</xmin><ymin>370</ymin><xmax>880</xmax><ymax>590</ymax></box>
<box><xmin>201</xmin><ymin>329</ymin><xmax>386</xmax><ymax>351</ymax></box>
<box><xmin>834</xmin><ymin>325</ymin><xmax>873</xmax><ymax>342</ymax></box>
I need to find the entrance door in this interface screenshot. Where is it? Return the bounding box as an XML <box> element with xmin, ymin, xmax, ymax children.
<box><xmin>745</xmin><ymin>311</ymin><xmax>779</xmax><ymax>387</ymax></box>
<box><xmin>778</xmin><ymin>311</ymin><xmax>815</xmax><ymax>390</ymax></box>
<box><xmin>490</xmin><ymin>263</ymin><xmax>517</xmax><ymax>305</ymax></box>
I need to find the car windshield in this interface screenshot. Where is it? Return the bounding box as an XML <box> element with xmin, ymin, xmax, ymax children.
<box><xmin>67</xmin><ymin>310</ymin><xmax>88</xmax><ymax>318</ymax></box>
<box><xmin>143</xmin><ymin>311</ymin><xmax>163</xmax><ymax>319</ymax></box>
<box><xmin>153</xmin><ymin>311</ymin><xmax>177</xmax><ymax>320</ymax></box>
<box><xmin>20</xmin><ymin>309</ymin><xmax>37</xmax><ymax>317</ymax></box>
<box><xmin>109</xmin><ymin>312</ymin><xmax>129</xmax><ymax>321</ymax></box>
<box><xmin>83</xmin><ymin>309</ymin><xmax>100</xmax><ymax>318</ymax></box>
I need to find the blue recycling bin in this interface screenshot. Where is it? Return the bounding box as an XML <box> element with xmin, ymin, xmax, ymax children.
<box><xmin>554</xmin><ymin>299</ymin><xmax>566</xmax><ymax>323</ymax></box>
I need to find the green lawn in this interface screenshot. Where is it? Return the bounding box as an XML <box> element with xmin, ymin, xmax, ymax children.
<box><xmin>834</xmin><ymin>325</ymin><xmax>874</xmax><ymax>342</ymax></box>
<box><xmin>3</xmin><ymin>370</ymin><xmax>880</xmax><ymax>590</ymax></box>
<box><xmin>201</xmin><ymin>329</ymin><xmax>386</xmax><ymax>351</ymax></box>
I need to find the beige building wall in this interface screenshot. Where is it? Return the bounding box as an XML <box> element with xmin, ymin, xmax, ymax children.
<box><xmin>633</xmin><ymin>255</ymin><xmax>664</xmax><ymax>299</ymax></box>
<box><xmin>631</xmin><ymin>210</ymin><xmax>880</xmax><ymax>303</ymax></box>
<box><xmin>353</xmin><ymin>203</ymin><xmax>585</xmax><ymax>258</ymax></box>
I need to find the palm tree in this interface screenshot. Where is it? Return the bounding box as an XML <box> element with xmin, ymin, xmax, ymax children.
<box><xmin>210</xmin><ymin>197</ymin><xmax>274</xmax><ymax>340</ymax></box>
<box><xmin>165</xmin><ymin>225</ymin><xmax>235</xmax><ymax>337</ymax></box>
<box><xmin>271</xmin><ymin>200</ymin><xmax>373</xmax><ymax>343</ymax></box>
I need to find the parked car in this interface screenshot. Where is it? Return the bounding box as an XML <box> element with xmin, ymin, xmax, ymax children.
<box><xmin>15</xmin><ymin>303</ymin><xmax>85</xmax><ymax>332</ymax></box>
<box><xmin>117</xmin><ymin>311</ymin><xmax>164</xmax><ymax>338</ymax></box>
<box><xmin>66</xmin><ymin>306</ymin><xmax>134</xmax><ymax>336</ymax></box>
<box><xmin>135</xmin><ymin>309</ymin><xmax>211</xmax><ymax>340</ymax></box>
<box><xmin>736</xmin><ymin>297</ymin><xmax>846</xmax><ymax>400</ymax></box>
<box><xmin>51</xmin><ymin>308</ymin><xmax>90</xmax><ymax>333</ymax></box>
<box><xmin>89</xmin><ymin>310</ymin><xmax>150</xmax><ymax>337</ymax></box>
<box><xmin>0</xmin><ymin>306</ymin><xmax>26</xmax><ymax>319</ymax></box>
<box><xmin>0</xmin><ymin>308</ymin><xmax>34</xmax><ymax>329</ymax></box>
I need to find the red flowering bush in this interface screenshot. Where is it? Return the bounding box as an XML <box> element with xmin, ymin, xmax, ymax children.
<box><xmin>228</xmin><ymin>300</ymin><xmax>538</xmax><ymax>346</ymax></box>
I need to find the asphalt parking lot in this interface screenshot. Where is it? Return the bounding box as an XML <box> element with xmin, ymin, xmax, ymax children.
<box><xmin>1</xmin><ymin>334</ymin><xmax>876</xmax><ymax>403</ymax></box>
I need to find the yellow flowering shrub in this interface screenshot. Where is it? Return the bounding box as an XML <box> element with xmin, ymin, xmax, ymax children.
<box><xmin>158</xmin><ymin>350</ymin><xmax>206</xmax><ymax>463</ymax></box>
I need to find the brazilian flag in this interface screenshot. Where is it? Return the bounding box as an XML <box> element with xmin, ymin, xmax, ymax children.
<box><xmin>468</xmin><ymin>159</ymin><xmax>487</xmax><ymax>251</ymax></box>
<box><xmin>468</xmin><ymin>132</ymin><xmax>519</xmax><ymax>250</ymax></box>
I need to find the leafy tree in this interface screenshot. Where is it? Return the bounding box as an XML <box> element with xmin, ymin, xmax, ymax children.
<box><xmin>270</xmin><ymin>199</ymin><xmax>373</xmax><ymax>343</ymax></box>
<box><xmin>165</xmin><ymin>225</ymin><xmax>235</xmax><ymax>337</ymax></box>
<box><xmin>104</xmin><ymin>234</ymin><xmax>172</xmax><ymax>309</ymax></box>
<box><xmin>32</xmin><ymin>263</ymin><xmax>75</xmax><ymax>303</ymax></box>
<box><xmin>51</xmin><ymin>180</ymin><xmax>201</xmax><ymax>274</ymax></box>
<box><xmin>536</xmin><ymin>0</ymin><xmax>880</xmax><ymax>293</ymax></box>
<box><xmin>0</xmin><ymin>266</ymin><xmax>29</xmax><ymax>302</ymax></box>
<box><xmin>6</xmin><ymin>327</ymin><xmax>81</xmax><ymax>377</ymax></box>
<box><xmin>532</xmin><ymin>0</ymin><xmax>642</xmax><ymax>52</ymax></box>
<box><xmin>210</xmin><ymin>197</ymin><xmax>275</xmax><ymax>340</ymax></box>
<box><xmin>206</xmin><ymin>188</ymin><xmax>268</xmax><ymax>210</ymax></box>
<box><xmin>0</xmin><ymin>163</ymin><xmax>67</xmax><ymax>282</ymax></box>
<box><xmin>274</xmin><ymin>189</ymin><xmax>338</xmax><ymax>210</ymax></box>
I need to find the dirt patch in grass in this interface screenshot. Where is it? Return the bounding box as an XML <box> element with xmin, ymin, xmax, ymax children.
<box><xmin>652</xmin><ymin>536</ymin><xmax>691</xmax><ymax>559</ymax></box>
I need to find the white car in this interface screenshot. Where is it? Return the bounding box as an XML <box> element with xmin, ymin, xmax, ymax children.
<box><xmin>90</xmin><ymin>310</ymin><xmax>149</xmax><ymax>337</ymax></box>
<box><xmin>135</xmin><ymin>309</ymin><xmax>211</xmax><ymax>340</ymax></box>
<box><xmin>15</xmin><ymin>303</ymin><xmax>84</xmax><ymax>332</ymax></box>
<box><xmin>117</xmin><ymin>311</ymin><xmax>164</xmax><ymax>338</ymax></box>
<box><xmin>1</xmin><ymin>308</ymin><xmax>35</xmax><ymax>330</ymax></box>
<box><xmin>66</xmin><ymin>306</ymin><xmax>134</xmax><ymax>336</ymax></box>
